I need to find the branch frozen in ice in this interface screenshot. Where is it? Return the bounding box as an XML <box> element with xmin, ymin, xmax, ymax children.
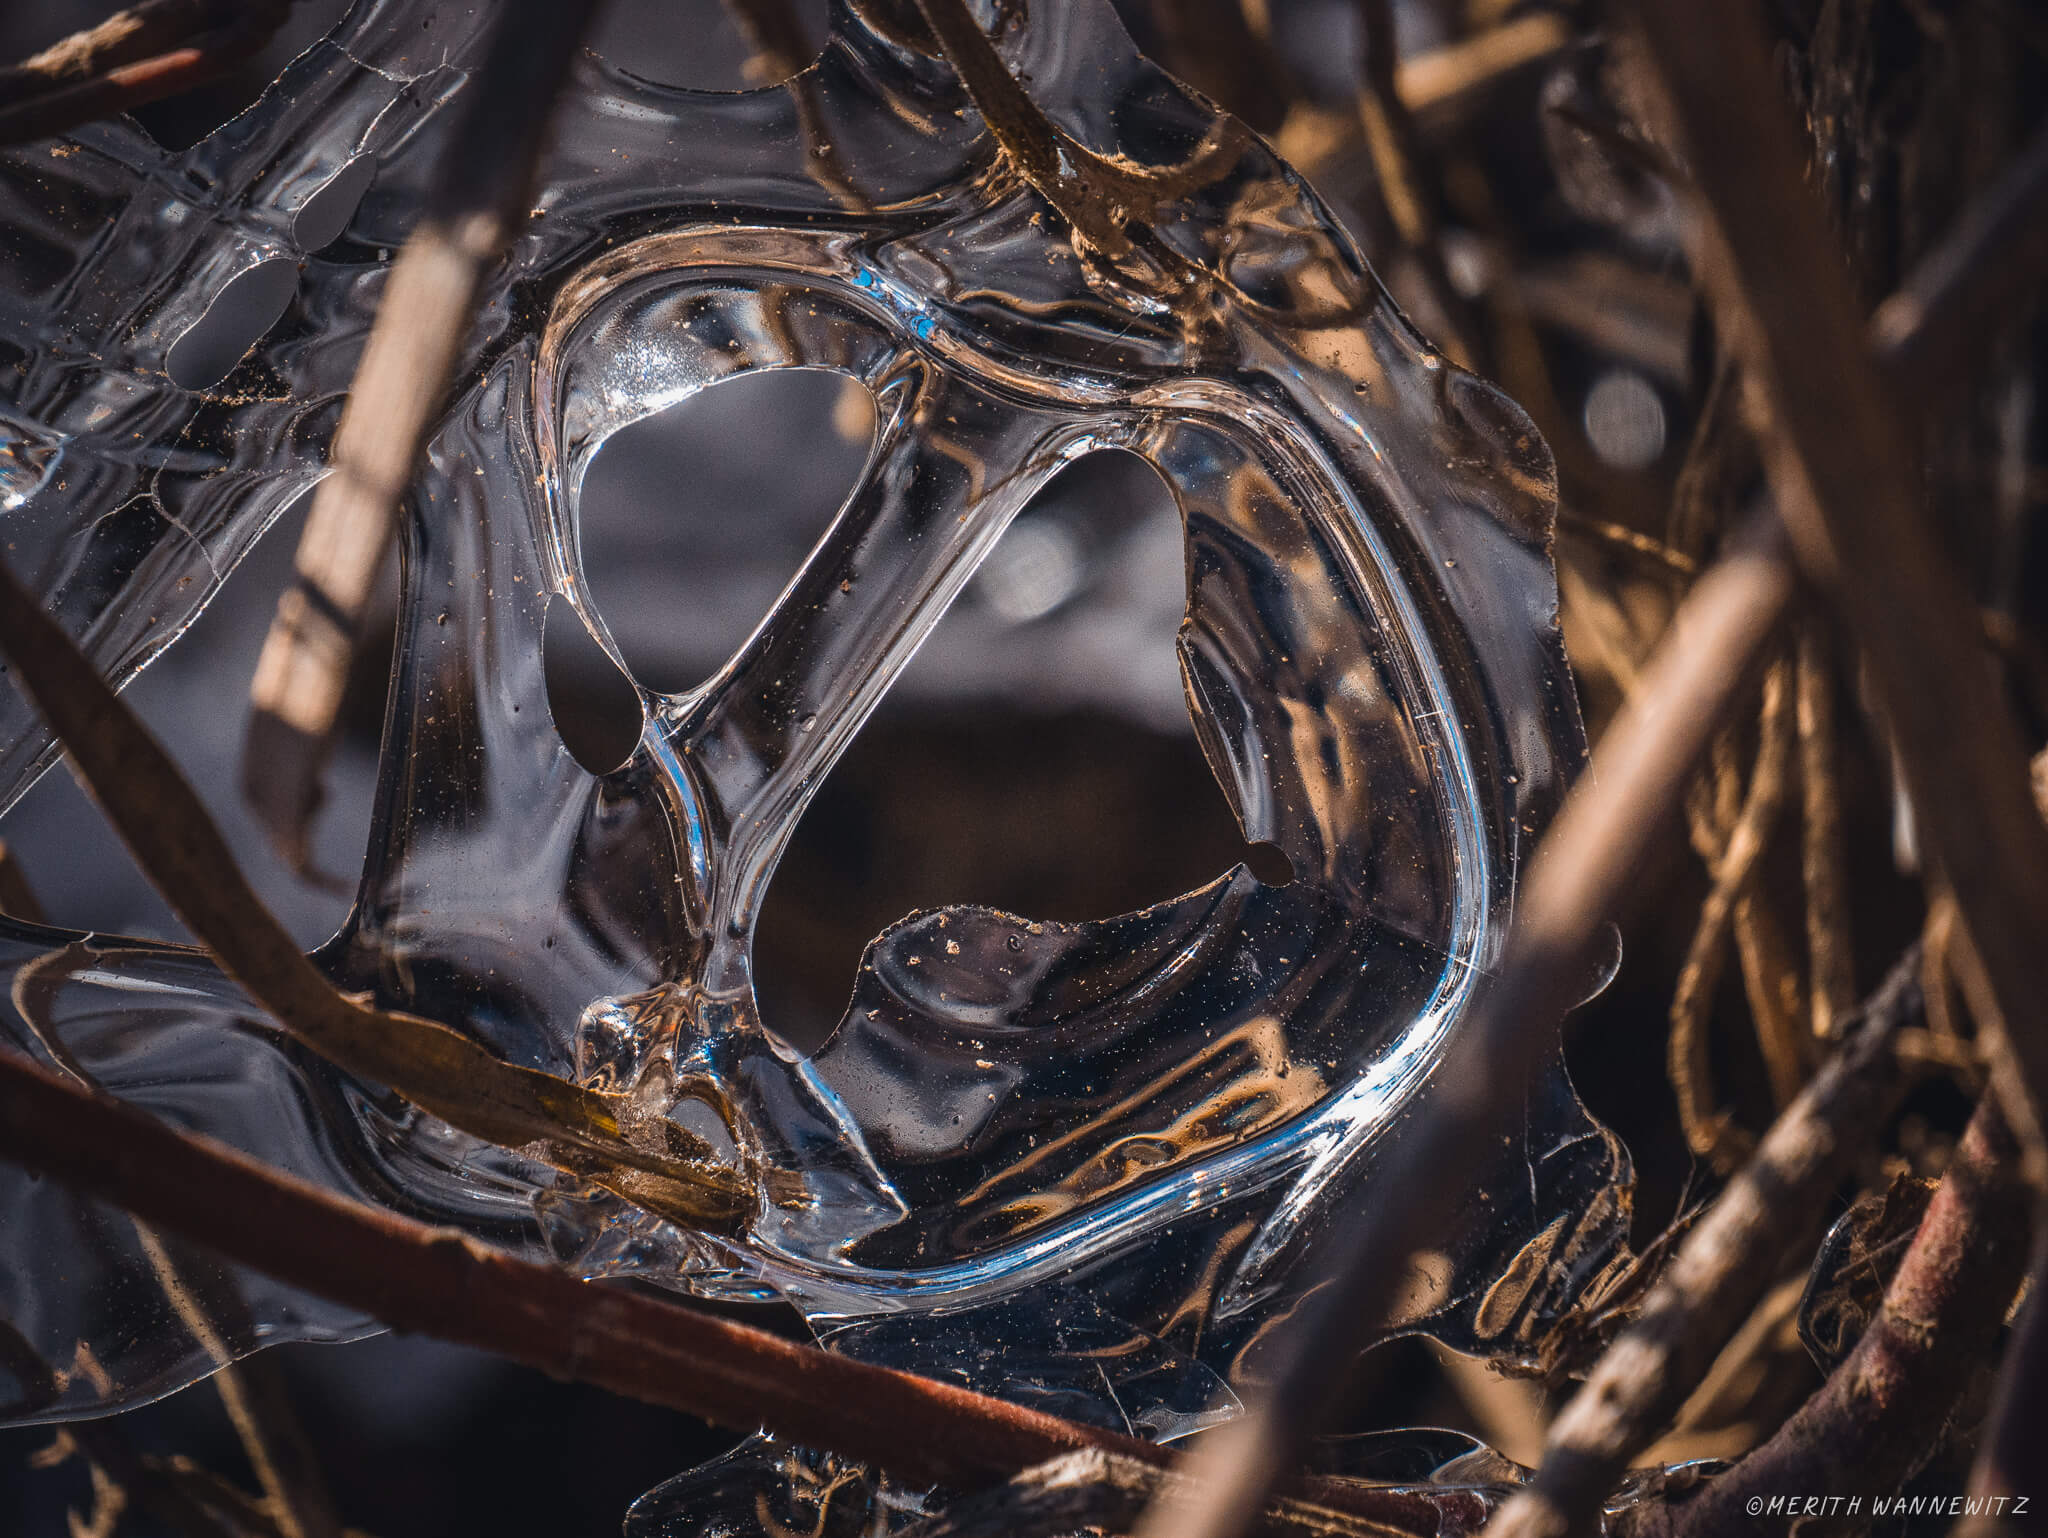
<box><xmin>0</xmin><ymin>555</ymin><xmax>751</xmax><ymax>1229</ymax></box>
<box><xmin>0</xmin><ymin>1049</ymin><xmax>1458</xmax><ymax>1537</ymax></box>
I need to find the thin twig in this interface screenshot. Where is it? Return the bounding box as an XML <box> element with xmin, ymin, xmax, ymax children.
<box><xmin>1131</xmin><ymin>508</ymin><xmax>1800</xmax><ymax>1538</ymax></box>
<box><xmin>0</xmin><ymin>0</ymin><xmax>292</xmax><ymax>145</ymax></box>
<box><xmin>1395</xmin><ymin>12</ymin><xmax>1571</xmax><ymax>125</ymax></box>
<box><xmin>0</xmin><ymin>1049</ymin><xmax>1460</xmax><ymax>1537</ymax></box>
<box><xmin>242</xmin><ymin>0</ymin><xmax>601</xmax><ymax>872</ymax></box>
<box><xmin>1629</xmin><ymin>1095</ymin><xmax>2032</xmax><ymax>1538</ymax></box>
<box><xmin>0</xmin><ymin>1319</ymin><xmax>243</xmax><ymax>1538</ymax></box>
<box><xmin>1631</xmin><ymin>0</ymin><xmax>2048</xmax><ymax>1185</ymax></box>
<box><xmin>1484</xmin><ymin>948</ymin><xmax>1928</xmax><ymax>1538</ymax></box>
<box><xmin>1669</xmin><ymin>655</ymin><xmax>1799</xmax><ymax>1165</ymax></box>
<box><xmin>1868</xmin><ymin>115</ymin><xmax>2048</xmax><ymax>399</ymax></box>
<box><xmin>0</xmin><ymin>555</ymin><xmax>749</xmax><ymax>1230</ymax></box>
<box><xmin>1796</xmin><ymin>622</ymin><xmax>1853</xmax><ymax>1041</ymax></box>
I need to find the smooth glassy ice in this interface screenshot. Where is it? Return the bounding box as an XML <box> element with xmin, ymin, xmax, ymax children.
<box><xmin>0</xmin><ymin>0</ymin><xmax>1629</xmax><ymax>1448</ymax></box>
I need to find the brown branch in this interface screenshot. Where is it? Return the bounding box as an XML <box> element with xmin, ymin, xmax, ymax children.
<box><xmin>0</xmin><ymin>554</ymin><xmax>748</xmax><ymax>1230</ymax></box>
<box><xmin>0</xmin><ymin>0</ymin><xmax>292</xmax><ymax>146</ymax></box>
<box><xmin>1669</xmin><ymin>654</ymin><xmax>1799</xmax><ymax>1165</ymax></box>
<box><xmin>0</xmin><ymin>1049</ymin><xmax>1460</xmax><ymax>1537</ymax></box>
<box><xmin>1629</xmin><ymin>1095</ymin><xmax>2033</xmax><ymax>1538</ymax></box>
<box><xmin>1961</xmin><ymin>1217</ymin><xmax>2048</xmax><ymax>1533</ymax></box>
<box><xmin>1131</xmin><ymin>506</ymin><xmax>1801</xmax><ymax>1538</ymax></box>
<box><xmin>1796</xmin><ymin>622</ymin><xmax>1853</xmax><ymax>1042</ymax></box>
<box><xmin>1630</xmin><ymin>0</ymin><xmax>2048</xmax><ymax>1187</ymax></box>
<box><xmin>241</xmin><ymin>0</ymin><xmax>602</xmax><ymax>873</ymax></box>
<box><xmin>1485</xmin><ymin>947</ymin><xmax>1928</xmax><ymax>1538</ymax></box>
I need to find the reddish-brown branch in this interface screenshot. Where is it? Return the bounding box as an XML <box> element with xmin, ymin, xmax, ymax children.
<box><xmin>1962</xmin><ymin>1218</ymin><xmax>2048</xmax><ymax>1534</ymax></box>
<box><xmin>0</xmin><ymin>0</ymin><xmax>293</xmax><ymax>146</ymax></box>
<box><xmin>1628</xmin><ymin>1097</ymin><xmax>2033</xmax><ymax>1538</ymax></box>
<box><xmin>0</xmin><ymin>1049</ymin><xmax>1462</xmax><ymax>1536</ymax></box>
<box><xmin>1487</xmin><ymin>951</ymin><xmax>1932</xmax><ymax>1538</ymax></box>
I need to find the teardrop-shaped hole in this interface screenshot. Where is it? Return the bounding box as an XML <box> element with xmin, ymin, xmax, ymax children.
<box><xmin>754</xmin><ymin>450</ymin><xmax>1264</xmax><ymax>1051</ymax></box>
<box><xmin>575</xmin><ymin>368</ymin><xmax>875</xmax><ymax>695</ymax></box>
<box><xmin>167</xmin><ymin>260</ymin><xmax>298</xmax><ymax>390</ymax></box>
<box><xmin>295</xmin><ymin>157</ymin><xmax>376</xmax><ymax>252</ymax></box>
<box><xmin>543</xmin><ymin>601</ymin><xmax>645</xmax><ymax>776</ymax></box>
<box><xmin>591</xmin><ymin>0</ymin><xmax>830</xmax><ymax>91</ymax></box>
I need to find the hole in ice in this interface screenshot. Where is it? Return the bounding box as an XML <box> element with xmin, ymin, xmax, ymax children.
<box><xmin>590</xmin><ymin>0</ymin><xmax>830</xmax><ymax>91</ymax></box>
<box><xmin>167</xmin><ymin>260</ymin><xmax>298</xmax><ymax>391</ymax></box>
<box><xmin>574</xmin><ymin>368</ymin><xmax>875</xmax><ymax>696</ymax></box>
<box><xmin>543</xmin><ymin>600</ymin><xmax>645</xmax><ymax>776</ymax></box>
<box><xmin>753</xmin><ymin>451</ymin><xmax>1270</xmax><ymax>1052</ymax></box>
<box><xmin>294</xmin><ymin>157</ymin><xmax>376</xmax><ymax>252</ymax></box>
<box><xmin>1245</xmin><ymin>841</ymin><xmax>1295</xmax><ymax>887</ymax></box>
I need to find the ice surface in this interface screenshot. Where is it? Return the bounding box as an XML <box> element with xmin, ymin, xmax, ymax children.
<box><xmin>0</xmin><ymin>0</ymin><xmax>1627</xmax><ymax>1451</ymax></box>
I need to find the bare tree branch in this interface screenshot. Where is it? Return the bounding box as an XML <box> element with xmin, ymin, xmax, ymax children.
<box><xmin>1486</xmin><ymin>948</ymin><xmax>1930</xmax><ymax>1538</ymax></box>
<box><xmin>0</xmin><ymin>1049</ymin><xmax>1462</xmax><ymax>1537</ymax></box>
<box><xmin>1629</xmin><ymin>1096</ymin><xmax>2032</xmax><ymax>1538</ymax></box>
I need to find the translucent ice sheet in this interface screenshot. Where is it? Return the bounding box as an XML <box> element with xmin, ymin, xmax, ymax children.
<box><xmin>0</xmin><ymin>0</ymin><xmax>1628</xmax><ymax>1431</ymax></box>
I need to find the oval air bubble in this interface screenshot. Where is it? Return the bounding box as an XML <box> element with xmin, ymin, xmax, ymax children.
<box><xmin>167</xmin><ymin>260</ymin><xmax>298</xmax><ymax>390</ymax></box>
<box><xmin>294</xmin><ymin>157</ymin><xmax>376</xmax><ymax>251</ymax></box>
